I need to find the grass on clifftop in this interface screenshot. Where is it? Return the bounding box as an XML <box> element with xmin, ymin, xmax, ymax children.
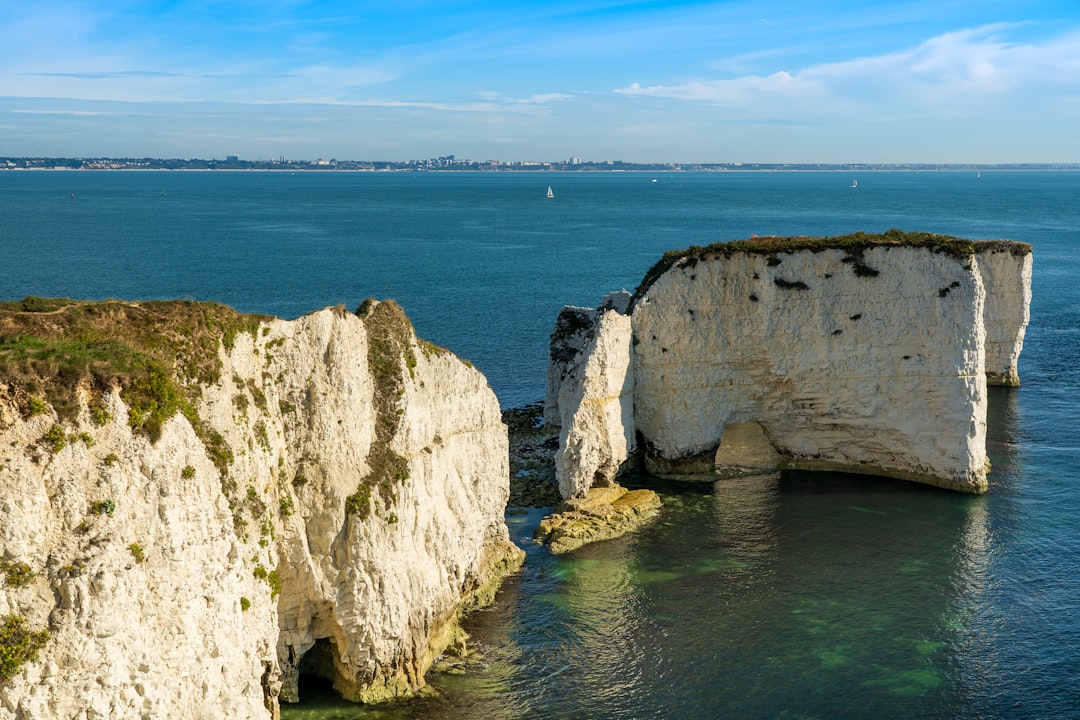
<box><xmin>0</xmin><ymin>297</ymin><xmax>267</xmax><ymax>443</ymax></box>
<box><xmin>632</xmin><ymin>229</ymin><xmax>992</xmax><ymax>303</ymax></box>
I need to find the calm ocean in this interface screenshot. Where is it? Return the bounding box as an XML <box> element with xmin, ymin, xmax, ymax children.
<box><xmin>2</xmin><ymin>170</ymin><xmax>1077</xmax><ymax>719</ymax></box>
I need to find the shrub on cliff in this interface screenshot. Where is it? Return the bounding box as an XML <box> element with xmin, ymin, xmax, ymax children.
<box><xmin>345</xmin><ymin>300</ymin><xmax>414</xmax><ymax>521</ymax></box>
<box><xmin>0</xmin><ymin>615</ymin><xmax>49</xmax><ymax>684</ymax></box>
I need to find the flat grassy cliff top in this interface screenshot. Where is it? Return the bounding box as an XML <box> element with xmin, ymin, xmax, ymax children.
<box><xmin>0</xmin><ymin>297</ymin><xmax>268</xmax><ymax>434</ymax></box>
<box><xmin>633</xmin><ymin>230</ymin><xmax>1032</xmax><ymax>302</ymax></box>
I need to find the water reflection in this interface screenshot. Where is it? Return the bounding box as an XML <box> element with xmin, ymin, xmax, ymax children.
<box><xmin>709</xmin><ymin>472</ymin><xmax>783</xmax><ymax>573</ymax></box>
<box><xmin>286</xmin><ymin>474</ymin><xmax>1009</xmax><ymax>720</ymax></box>
<box><xmin>943</xmin><ymin>384</ymin><xmax>1022</xmax><ymax>712</ymax></box>
<box><xmin>285</xmin><ymin>404</ymin><xmax>1031</xmax><ymax>720</ymax></box>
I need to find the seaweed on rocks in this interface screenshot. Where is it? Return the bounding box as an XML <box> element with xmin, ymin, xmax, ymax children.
<box><xmin>504</xmin><ymin>403</ymin><xmax>561</xmax><ymax>508</ymax></box>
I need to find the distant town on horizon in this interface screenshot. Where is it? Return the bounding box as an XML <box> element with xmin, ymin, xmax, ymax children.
<box><xmin>3</xmin><ymin>156</ymin><xmax>1080</xmax><ymax>173</ymax></box>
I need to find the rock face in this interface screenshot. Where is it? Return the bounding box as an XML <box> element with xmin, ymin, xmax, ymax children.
<box><xmin>549</xmin><ymin>292</ymin><xmax>636</xmax><ymax>500</ymax></box>
<box><xmin>548</xmin><ymin>234</ymin><xmax>1032</xmax><ymax>496</ymax></box>
<box><xmin>976</xmin><ymin>242</ymin><xmax>1033</xmax><ymax>386</ymax></box>
<box><xmin>544</xmin><ymin>290</ymin><xmax>632</xmax><ymax>429</ymax></box>
<box><xmin>0</xmin><ymin>300</ymin><xmax>522</xmax><ymax>719</ymax></box>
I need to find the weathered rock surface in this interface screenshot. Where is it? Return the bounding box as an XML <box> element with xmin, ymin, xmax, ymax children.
<box><xmin>533</xmin><ymin>485</ymin><xmax>662</xmax><ymax>554</ymax></box>
<box><xmin>0</xmin><ymin>300</ymin><xmax>522</xmax><ymax>719</ymax></box>
<box><xmin>553</xmin><ymin>301</ymin><xmax>636</xmax><ymax>500</ymax></box>
<box><xmin>547</xmin><ymin>234</ymin><xmax>1032</xmax><ymax>496</ymax></box>
<box><xmin>976</xmin><ymin>242</ymin><xmax>1033</xmax><ymax>386</ymax></box>
<box><xmin>544</xmin><ymin>290</ymin><xmax>632</xmax><ymax>429</ymax></box>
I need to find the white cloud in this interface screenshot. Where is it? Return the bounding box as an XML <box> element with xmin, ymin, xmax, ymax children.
<box><xmin>618</xmin><ymin>70</ymin><xmax>818</xmax><ymax>103</ymax></box>
<box><xmin>473</xmin><ymin>91</ymin><xmax>571</xmax><ymax>105</ymax></box>
<box><xmin>614</xmin><ymin>24</ymin><xmax>1080</xmax><ymax>121</ymax></box>
<box><xmin>10</xmin><ymin>109</ymin><xmax>128</xmax><ymax>117</ymax></box>
<box><xmin>252</xmin><ymin>91</ymin><xmax>571</xmax><ymax>115</ymax></box>
<box><xmin>252</xmin><ymin>97</ymin><xmax>549</xmax><ymax>115</ymax></box>
<box><xmin>513</xmin><ymin>93</ymin><xmax>572</xmax><ymax>104</ymax></box>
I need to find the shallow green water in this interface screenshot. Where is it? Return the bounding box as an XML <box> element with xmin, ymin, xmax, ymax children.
<box><xmin>282</xmin><ymin>392</ymin><xmax>1049</xmax><ymax>719</ymax></box>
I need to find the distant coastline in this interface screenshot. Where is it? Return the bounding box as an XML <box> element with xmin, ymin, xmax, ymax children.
<box><xmin>3</xmin><ymin>156</ymin><xmax>1080</xmax><ymax>173</ymax></box>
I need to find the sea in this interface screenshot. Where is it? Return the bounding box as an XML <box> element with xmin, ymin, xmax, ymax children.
<box><xmin>1</xmin><ymin>170</ymin><xmax>1077</xmax><ymax>719</ymax></box>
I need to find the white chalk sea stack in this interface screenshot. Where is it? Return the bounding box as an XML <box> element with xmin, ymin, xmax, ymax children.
<box><xmin>548</xmin><ymin>232</ymin><xmax>1032</xmax><ymax>498</ymax></box>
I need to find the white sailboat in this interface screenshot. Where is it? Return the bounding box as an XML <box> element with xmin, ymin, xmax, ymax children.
<box><xmin>851</xmin><ymin>179</ymin><xmax>858</xmax><ymax>188</ymax></box>
<box><xmin>546</xmin><ymin>186</ymin><xmax>554</xmax><ymax>198</ymax></box>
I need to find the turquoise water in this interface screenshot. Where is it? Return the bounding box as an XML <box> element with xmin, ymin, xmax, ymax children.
<box><xmin>2</xmin><ymin>170</ymin><xmax>1078</xmax><ymax>718</ymax></box>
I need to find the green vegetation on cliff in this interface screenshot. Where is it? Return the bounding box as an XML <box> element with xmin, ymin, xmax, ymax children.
<box><xmin>0</xmin><ymin>297</ymin><xmax>269</xmax><ymax>486</ymax></box>
<box><xmin>345</xmin><ymin>299</ymin><xmax>414</xmax><ymax>521</ymax></box>
<box><xmin>0</xmin><ymin>560</ymin><xmax>35</xmax><ymax>589</ymax></box>
<box><xmin>632</xmin><ymin>230</ymin><xmax>1009</xmax><ymax>304</ymax></box>
<box><xmin>0</xmin><ymin>615</ymin><xmax>49</xmax><ymax>684</ymax></box>
<box><xmin>0</xmin><ymin>298</ymin><xmax>267</xmax><ymax>438</ymax></box>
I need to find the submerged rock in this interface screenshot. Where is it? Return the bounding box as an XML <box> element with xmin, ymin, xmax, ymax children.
<box><xmin>533</xmin><ymin>485</ymin><xmax>662</xmax><ymax>554</ymax></box>
<box><xmin>504</xmin><ymin>403</ymin><xmax>561</xmax><ymax>508</ymax></box>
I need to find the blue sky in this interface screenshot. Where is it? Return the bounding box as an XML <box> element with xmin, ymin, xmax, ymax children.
<box><xmin>2</xmin><ymin>0</ymin><xmax>1078</xmax><ymax>162</ymax></box>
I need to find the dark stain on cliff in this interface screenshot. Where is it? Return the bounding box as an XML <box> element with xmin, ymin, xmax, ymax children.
<box><xmin>347</xmin><ymin>299</ymin><xmax>415</xmax><ymax>521</ymax></box>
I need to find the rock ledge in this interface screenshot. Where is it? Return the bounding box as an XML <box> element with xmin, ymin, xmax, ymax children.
<box><xmin>534</xmin><ymin>485</ymin><xmax>662</xmax><ymax>554</ymax></box>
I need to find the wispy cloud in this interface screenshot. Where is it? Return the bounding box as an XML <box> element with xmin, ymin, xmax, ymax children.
<box><xmin>254</xmin><ymin>94</ymin><xmax>565</xmax><ymax>115</ymax></box>
<box><xmin>513</xmin><ymin>93</ymin><xmax>573</xmax><ymax>104</ymax></box>
<box><xmin>25</xmin><ymin>70</ymin><xmax>190</xmax><ymax>80</ymax></box>
<box><xmin>10</xmin><ymin>108</ymin><xmax>129</xmax><ymax>117</ymax></box>
<box><xmin>3</xmin><ymin>4</ymin><xmax>1079</xmax><ymax>162</ymax></box>
<box><xmin>473</xmin><ymin>91</ymin><xmax>573</xmax><ymax>105</ymax></box>
<box><xmin>618</xmin><ymin>71</ymin><xmax>817</xmax><ymax>102</ymax></box>
<box><xmin>615</xmin><ymin>24</ymin><xmax>1080</xmax><ymax>121</ymax></box>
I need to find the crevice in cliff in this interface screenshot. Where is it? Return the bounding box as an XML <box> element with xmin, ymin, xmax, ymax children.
<box><xmin>345</xmin><ymin>299</ymin><xmax>413</xmax><ymax>521</ymax></box>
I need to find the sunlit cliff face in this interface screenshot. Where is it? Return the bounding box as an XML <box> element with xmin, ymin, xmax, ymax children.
<box><xmin>548</xmin><ymin>237</ymin><xmax>1031</xmax><ymax>497</ymax></box>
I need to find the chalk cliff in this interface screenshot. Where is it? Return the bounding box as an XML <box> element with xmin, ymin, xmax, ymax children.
<box><xmin>976</xmin><ymin>242</ymin><xmax>1033</xmax><ymax>387</ymax></box>
<box><xmin>548</xmin><ymin>291</ymin><xmax>636</xmax><ymax>500</ymax></box>
<box><xmin>0</xmin><ymin>299</ymin><xmax>522</xmax><ymax>719</ymax></box>
<box><xmin>548</xmin><ymin>232</ymin><xmax>1032</xmax><ymax>497</ymax></box>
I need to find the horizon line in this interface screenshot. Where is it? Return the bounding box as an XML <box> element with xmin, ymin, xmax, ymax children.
<box><xmin>4</xmin><ymin>156</ymin><xmax>1080</xmax><ymax>170</ymax></box>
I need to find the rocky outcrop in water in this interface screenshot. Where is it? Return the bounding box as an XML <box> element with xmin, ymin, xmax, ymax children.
<box><xmin>0</xmin><ymin>299</ymin><xmax>522</xmax><ymax>719</ymax></box>
<box><xmin>533</xmin><ymin>486</ymin><xmax>662</xmax><ymax>554</ymax></box>
<box><xmin>548</xmin><ymin>232</ymin><xmax>1033</xmax><ymax>496</ymax></box>
<box><xmin>548</xmin><ymin>291</ymin><xmax>636</xmax><ymax>500</ymax></box>
<box><xmin>976</xmin><ymin>242</ymin><xmax>1033</xmax><ymax>387</ymax></box>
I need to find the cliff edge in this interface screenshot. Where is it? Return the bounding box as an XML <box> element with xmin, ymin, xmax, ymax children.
<box><xmin>0</xmin><ymin>298</ymin><xmax>522</xmax><ymax>718</ymax></box>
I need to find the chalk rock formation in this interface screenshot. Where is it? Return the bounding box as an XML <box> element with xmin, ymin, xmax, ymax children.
<box><xmin>544</xmin><ymin>290</ymin><xmax>632</xmax><ymax>428</ymax></box>
<box><xmin>549</xmin><ymin>292</ymin><xmax>636</xmax><ymax>500</ymax></box>
<box><xmin>0</xmin><ymin>300</ymin><xmax>522</xmax><ymax>719</ymax></box>
<box><xmin>548</xmin><ymin>233</ymin><xmax>1032</xmax><ymax>496</ymax></box>
<box><xmin>976</xmin><ymin>242</ymin><xmax>1033</xmax><ymax>386</ymax></box>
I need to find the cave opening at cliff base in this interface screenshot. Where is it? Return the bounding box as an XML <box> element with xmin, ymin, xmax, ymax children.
<box><xmin>294</xmin><ymin>637</ymin><xmax>346</xmax><ymax>705</ymax></box>
<box><xmin>713</xmin><ymin>421</ymin><xmax>781</xmax><ymax>475</ymax></box>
